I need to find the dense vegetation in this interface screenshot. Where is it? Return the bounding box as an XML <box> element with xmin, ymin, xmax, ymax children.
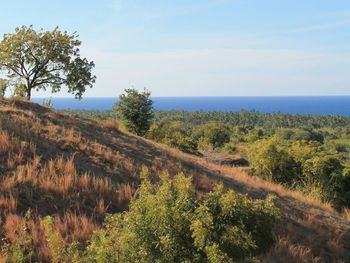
<box><xmin>62</xmin><ymin>109</ymin><xmax>350</xmax><ymax>128</ymax></box>
<box><xmin>147</xmin><ymin>113</ymin><xmax>350</xmax><ymax>210</ymax></box>
<box><xmin>65</xmin><ymin>109</ymin><xmax>350</xmax><ymax>211</ymax></box>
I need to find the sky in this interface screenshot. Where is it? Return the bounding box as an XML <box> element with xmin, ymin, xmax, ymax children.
<box><xmin>1</xmin><ymin>0</ymin><xmax>350</xmax><ymax>97</ymax></box>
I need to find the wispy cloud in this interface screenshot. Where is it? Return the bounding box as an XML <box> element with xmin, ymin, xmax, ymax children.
<box><xmin>294</xmin><ymin>19</ymin><xmax>350</xmax><ymax>33</ymax></box>
<box><xmin>31</xmin><ymin>46</ymin><xmax>349</xmax><ymax>98</ymax></box>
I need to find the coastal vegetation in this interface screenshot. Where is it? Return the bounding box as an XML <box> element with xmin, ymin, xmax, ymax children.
<box><xmin>66</xmin><ymin>108</ymin><xmax>350</xmax><ymax>211</ymax></box>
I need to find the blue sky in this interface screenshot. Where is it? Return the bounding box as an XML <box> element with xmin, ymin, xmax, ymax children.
<box><xmin>1</xmin><ymin>0</ymin><xmax>350</xmax><ymax>97</ymax></box>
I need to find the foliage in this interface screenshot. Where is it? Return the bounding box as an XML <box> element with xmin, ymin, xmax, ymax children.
<box><xmin>302</xmin><ymin>156</ymin><xmax>348</xmax><ymax>207</ymax></box>
<box><xmin>115</xmin><ymin>88</ymin><xmax>154</xmax><ymax>136</ymax></box>
<box><xmin>194</xmin><ymin>122</ymin><xmax>231</xmax><ymax>149</ymax></box>
<box><xmin>0</xmin><ymin>211</ymin><xmax>34</xmax><ymax>263</ymax></box>
<box><xmin>0</xmin><ymin>26</ymin><xmax>95</xmax><ymax>99</ymax></box>
<box><xmin>43</xmin><ymin>216</ymin><xmax>82</xmax><ymax>263</ymax></box>
<box><xmin>147</xmin><ymin>121</ymin><xmax>199</xmax><ymax>154</ymax></box>
<box><xmin>0</xmin><ymin>78</ymin><xmax>8</xmax><ymax>98</ymax></box>
<box><xmin>61</xmin><ymin>109</ymin><xmax>350</xmax><ymax>209</ymax></box>
<box><xmin>13</xmin><ymin>83</ymin><xmax>27</xmax><ymax>98</ymax></box>
<box><xmin>42</xmin><ymin>97</ymin><xmax>53</xmax><ymax>109</ymax></box>
<box><xmin>248</xmin><ymin>138</ymin><xmax>301</xmax><ymax>184</ymax></box>
<box><xmin>84</xmin><ymin>169</ymin><xmax>279</xmax><ymax>262</ymax></box>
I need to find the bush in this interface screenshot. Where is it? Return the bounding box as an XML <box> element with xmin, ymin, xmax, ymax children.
<box><xmin>302</xmin><ymin>155</ymin><xmax>348</xmax><ymax>207</ymax></box>
<box><xmin>0</xmin><ymin>79</ymin><xmax>8</xmax><ymax>98</ymax></box>
<box><xmin>195</xmin><ymin>122</ymin><xmax>231</xmax><ymax>149</ymax></box>
<box><xmin>248</xmin><ymin>138</ymin><xmax>301</xmax><ymax>184</ymax></box>
<box><xmin>147</xmin><ymin>121</ymin><xmax>199</xmax><ymax>154</ymax></box>
<box><xmin>84</xmin><ymin>169</ymin><xmax>279</xmax><ymax>262</ymax></box>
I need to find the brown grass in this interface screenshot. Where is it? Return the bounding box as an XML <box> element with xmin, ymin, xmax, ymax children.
<box><xmin>100</xmin><ymin>119</ymin><xmax>120</xmax><ymax>132</ymax></box>
<box><xmin>345</xmin><ymin>208</ymin><xmax>350</xmax><ymax>222</ymax></box>
<box><xmin>0</xmin><ymin>130</ymin><xmax>11</xmax><ymax>154</ymax></box>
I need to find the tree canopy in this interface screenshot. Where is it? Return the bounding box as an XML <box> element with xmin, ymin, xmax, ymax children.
<box><xmin>0</xmin><ymin>26</ymin><xmax>95</xmax><ymax>99</ymax></box>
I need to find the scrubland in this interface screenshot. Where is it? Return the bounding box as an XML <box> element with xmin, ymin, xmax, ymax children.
<box><xmin>0</xmin><ymin>98</ymin><xmax>349</xmax><ymax>262</ymax></box>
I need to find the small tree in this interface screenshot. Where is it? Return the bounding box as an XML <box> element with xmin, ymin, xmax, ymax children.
<box><xmin>0</xmin><ymin>78</ymin><xmax>7</xmax><ymax>98</ymax></box>
<box><xmin>115</xmin><ymin>88</ymin><xmax>154</xmax><ymax>136</ymax></box>
<box><xmin>0</xmin><ymin>26</ymin><xmax>96</xmax><ymax>100</ymax></box>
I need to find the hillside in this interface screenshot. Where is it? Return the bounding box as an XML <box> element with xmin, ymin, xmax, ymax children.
<box><xmin>0</xmin><ymin>98</ymin><xmax>349</xmax><ymax>262</ymax></box>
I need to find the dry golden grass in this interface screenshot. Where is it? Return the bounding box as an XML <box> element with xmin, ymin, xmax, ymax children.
<box><xmin>345</xmin><ymin>208</ymin><xmax>350</xmax><ymax>222</ymax></box>
<box><xmin>266</xmin><ymin>236</ymin><xmax>321</xmax><ymax>263</ymax></box>
<box><xmin>0</xmin><ymin>130</ymin><xmax>11</xmax><ymax>154</ymax></box>
<box><xmin>99</xmin><ymin>119</ymin><xmax>120</xmax><ymax>132</ymax></box>
<box><xmin>2</xmin><ymin>212</ymin><xmax>98</xmax><ymax>262</ymax></box>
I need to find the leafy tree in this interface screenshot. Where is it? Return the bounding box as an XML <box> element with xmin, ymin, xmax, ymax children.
<box><xmin>85</xmin><ymin>169</ymin><xmax>279</xmax><ymax>262</ymax></box>
<box><xmin>115</xmin><ymin>88</ymin><xmax>154</xmax><ymax>136</ymax></box>
<box><xmin>0</xmin><ymin>26</ymin><xmax>95</xmax><ymax>100</ymax></box>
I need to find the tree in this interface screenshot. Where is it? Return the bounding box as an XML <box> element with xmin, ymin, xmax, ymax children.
<box><xmin>85</xmin><ymin>169</ymin><xmax>279</xmax><ymax>262</ymax></box>
<box><xmin>0</xmin><ymin>78</ymin><xmax>7</xmax><ymax>98</ymax></box>
<box><xmin>0</xmin><ymin>26</ymin><xmax>95</xmax><ymax>100</ymax></box>
<box><xmin>115</xmin><ymin>88</ymin><xmax>154</xmax><ymax>136</ymax></box>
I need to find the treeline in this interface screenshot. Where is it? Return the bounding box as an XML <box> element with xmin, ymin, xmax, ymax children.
<box><xmin>62</xmin><ymin>109</ymin><xmax>350</xmax><ymax>129</ymax></box>
<box><xmin>154</xmin><ymin>110</ymin><xmax>350</xmax><ymax>129</ymax></box>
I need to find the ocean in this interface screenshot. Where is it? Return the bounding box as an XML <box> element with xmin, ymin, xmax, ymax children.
<box><xmin>32</xmin><ymin>96</ymin><xmax>350</xmax><ymax>116</ymax></box>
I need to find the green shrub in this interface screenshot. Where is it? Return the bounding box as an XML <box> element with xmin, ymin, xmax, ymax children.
<box><xmin>0</xmin><ymin>78</ymin><xmax>8</xmax><ymax>98</ymax></box>
<box><xmin>147</xmin><ymin>121</ymin><xmax>199</xmax><ymax>154</ymax></box>
<box><xmin>195</xmin><ymin>122</ymin><xmax>231</xmax><ymax>149</ymax></box>
<box><xmin>248</xmin><ymin>138</ymin><xmax>301</xmax><ymax>184</ymax></box>
<box><xmin>302</xmin><ymin>156</ymin><xmax>349</xmax><ymax>208</ymax></box>
<box><xmin>84</xmin><ymin>169</ymin><xmax>279</xmax><ymax>262</ymax></box>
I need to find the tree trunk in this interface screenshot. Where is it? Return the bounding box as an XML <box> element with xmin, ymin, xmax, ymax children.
<box><xmin>26</xmin><ymin>81</ymin><xmax>31</xmax><ymax>100</ymax></box>
<box><xmin>26</xmin><ymin>87</ymin><xmax>31</xmax><ymax>100</ymax></box>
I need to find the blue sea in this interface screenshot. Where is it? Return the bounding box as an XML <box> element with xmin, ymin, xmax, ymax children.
<box><xmin>32</xmin><ymin>96</ymin><xmax>350</xmax><ymax>116</ymax></box>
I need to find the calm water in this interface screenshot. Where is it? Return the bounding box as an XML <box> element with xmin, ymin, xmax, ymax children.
<box><xmin>32</xmin><ymin>96</ymin><xmax>350</xmax><ymax>116</ymax></box>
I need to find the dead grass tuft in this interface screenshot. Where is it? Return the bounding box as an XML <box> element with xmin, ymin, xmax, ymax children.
<box><xmin>100</xmin><ymin>119</ymin><xmax>120</xmax><ymax>132</ymax></box>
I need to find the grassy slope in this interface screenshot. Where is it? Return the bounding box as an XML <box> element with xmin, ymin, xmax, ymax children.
<box><xmin>0</xmin><ymin>98</ymin><xmax>349</xmax><ymax>262</ymax></box>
